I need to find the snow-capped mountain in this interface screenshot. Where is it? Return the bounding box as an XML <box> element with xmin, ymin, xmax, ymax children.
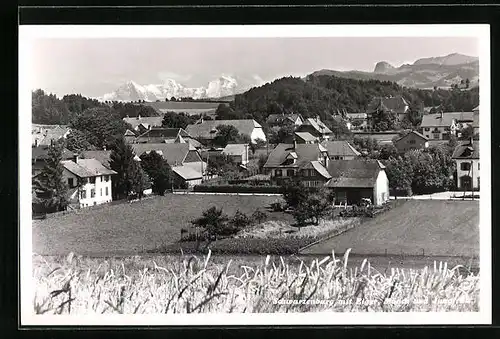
<box><xmin>99</xmin><ymin>75</ymin><xmax>265</xmax><ymax>102</ymax></box>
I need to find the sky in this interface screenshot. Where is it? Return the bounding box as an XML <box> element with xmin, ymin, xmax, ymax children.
<box><xmin>30</xmin><ymin>37</ymin><xmax>478</xmax><ymax>98</ymax></box>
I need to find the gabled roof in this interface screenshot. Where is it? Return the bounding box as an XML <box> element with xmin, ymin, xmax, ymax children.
<box><xmin>304</xmin><ymin>161</ymin><xmax>332</xmax><ymax>179</ymax></box>
<box><xmin>184</xmin><ymin>137</ymin><xmax>202</xmax><ymax>148</ymax></box>
<box><xmin>320</xmin><ymin>140</ymin><xmax>361</xmax><ymax>157</ymax></box>
<box><xmin>264</xmin><ymin>143</ymin><xmax>327</xmax><ymax>168</ymax></box>
<box><xmin>172</xmin><ymin>165</ymin><xmax>203</xmax><ymax>180</ymax></box>
<box><xmin>472</xmin><ymin>105</ymin><xmax>479</xmax><ymax>111</ymax></box>
<box><xmin>80</xmin><ymin>150</ymin><xmax>112</xmax><ymax>169</ymax></box>
<box><xmin>346</xmin><ymin>113</ymin><xmax>368</xmax><ymax>119</ymax></box>
<box><xmin>420</xmin><ymin>112</ymin><xmax>474</xmax><ymax>127</ymax></box>
<box><xmin>124</xmin><ymin>129</ymin><xmax>136</xmax><ymax>136</ymax></box>
<box><xmin>32</xmin><ymin>125</ymin><xmax>71</xmax><ymax>146</ymax></box>
<box><xmin>185</xmin><ymin>119</ymin><xmax>261</xmax><ymax>140</ymax></box>
<box><xmin>138</xmin><ymin>127</ymin><xmax>189</xmax><ymax>139</ymax></box>
<box><xmin>295</xmin><ymin>132</ymin><xmax>318</xmax><ymax>143</ymax></box>
<box><xmin>301</xmin><ymin>118</ymin><xmax>333</xmax><ymax>135</ymax></box>
<box><xmin>394</xmin><ymin>130</ymin><xmax>429</xmax><ymax>143</ymax></box>
<box><xmin>266</xmin><ymin>113</ymin><xmax>303</xmax><ymax>125</ymax></box>
<box><xmin>367</xmin><ymin>96</ymin><xmax>409</xmax><ymax>114</ymax></box>
<box><xmin>325</xmin><ymin>159</ymin><xmax>384</xmax><ymax>188</ymax></box>
<box><xmin>222</xmin><ymin>143</ymin><xmax>248</xmax><ymax>156</ymax></box>
<box><xmin>61</xmin><ymin>158</ymin><xmax>116</xmax><ymax>178</ymax></box>
<box><xmin>131</xmin><ymin>143</ymin><xmax>195</xmax><ymax>166</ymax></box>
<box><xmin>32</xmin><ymin>146</ymin><xmax>74</xmax><ymax>162</ymax></box>
<box><xmin>452</xmin><ymin>140</ymin><xmax>480</xmax><ymax>159</ymax></box>
<box><xmin>123</xmin><ymin>116</ymin><xmax>163</xmax><ymax>130</ymax></box>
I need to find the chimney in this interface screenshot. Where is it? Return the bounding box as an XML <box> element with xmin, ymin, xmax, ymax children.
<box><xmin>73</xmin><ymin>153</ymin><xmax>79</xmax><ymax>163</ymax></box>
<box><xmin>103</xmin><ymin>145</ymin><xmax>106</xmax><ymax>151</ymax></box>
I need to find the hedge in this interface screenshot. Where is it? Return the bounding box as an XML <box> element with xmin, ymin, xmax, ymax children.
<box><xmin>193</xmin><ymin>184</ymin><xmax>283</xmax><ymax>194</ymax></box>
<box><xmin>151</xmin><ymin>237</ymin><xmax>316</xmax><ymax>255</ymax></box>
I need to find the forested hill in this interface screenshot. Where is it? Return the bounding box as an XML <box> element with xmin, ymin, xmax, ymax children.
<box><xmin>226</xmin><ymin>75</ymin><xmax>479</xmax><ymax>125</ymax></box>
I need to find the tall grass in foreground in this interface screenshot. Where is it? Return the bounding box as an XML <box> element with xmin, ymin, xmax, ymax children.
<box><xmin>33</xmin><ymin>250</ymin><xmax>479</xmax><ymax>314</ymax></box>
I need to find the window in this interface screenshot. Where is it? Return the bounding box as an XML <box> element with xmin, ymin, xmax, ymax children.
<box><xmin>105</xmin><ymin>187</ymin><xmax>109</xmax><ymax>196</ymax></box>
<box><xmin>104</xmin><ymin>175</ymin><xmax>110</xmax><ymax>182</ymax></box>
<box><xmin>424</xmin><ymin>128</ymin><xmax>430</xmax><ymax>131</ymax></box>
<box><xmin>275</xmin><ymin>169</ymin><xmax>282</xmax><ymax>177</ymax></box>
<box><xmin>91</xmin><ymin>188</ymin><xmax>95</xmax><ymax>198</ymax></box>
<box><xmin>89</xmin><ymin>177</ymin><xmax>96</xmax><ymax>184</ymax></box>
<box><xmin>478</xmin><ymin>177</ymin><xmax>480</xmax><ymax>189</ymax></box>
<box><xmin>68</xmin><ymin>178</ymin><xmax>74</xmax><ymax>188</ymax></box>
<box><xmin>286</xmin><ymin>169</ymin><xmax>295</xmax><ymax>177</ymax></box>
<box><xmin>81</xmin><ymin>178</ymin><xmax>88</xmax><ymax>185</ymax></box>
<box><xmin>442</xmin><ymin>133</ymin><xmax>450</xmax><ymax>140</ymax></box>
<box><xmin>478</xmin><ymin>163</ymin><xmax>480</xmax><ymax>170</ymax></box>
<box><xmin>461</xmin><ymin>162</ymin><xmax>471</xmax><ymax>171</ymax></box>
<box><xmin>433</xmin><ymin>133</ymin><xmax>440</xmax><ymax>140</ymax></box>
<box><xmin>81</xmin><ymin>190</ymin><xmax>86</xmax><ymax>199</ymax></box>
<box><xmin>100</xmin><ymin>188</ymin><xmax>103</xmax><ymax>196</ymax></box>
<box><xmin>408</xmin><ymin>140</ymin><xmax>416</xmax><ymax>145</ymax></box>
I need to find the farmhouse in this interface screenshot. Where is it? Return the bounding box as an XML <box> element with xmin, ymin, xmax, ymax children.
<box><xmin>263</xmin><ymin>143</ymin><xmax>330</xmax><ymax>186</ymax></box>
<box><xmin>393</xmin><ymin>130</ymin><xmax>429</xmax><ymax>153</ymax></box>
<box><xmin>320</xmin><ymin>140</ymin><xmax>361</xmax><ymax>160</ymax></box>
<box><xmin>294</xmin><ymin>132</ymin><xmax>318</xmax><ymax>144</ymax></box>
<box><xmin>185</xmin><ymin>119</ymin><xmax>266</xmax><ymax>145</ymax></box>
<box><xmin>32</xmin><ymin>145</ymin><xmax>74</xmax><ymax>177</ymax></box>
<box><xmin>452</xmin><ymin>139</ymin><xmax>480</xmax><ymax>191</ymax></box>
<box><xmin>266</xmin><ymin>113</ymin><xmax>304</xmax><ymax>128</ymax></box>
<box><xmin>367</xmin><ymin>95</ymin><xmax>410</xmax><ymax>122</ymax></box>
<box><xmin>325</xmin><ymin>159</ymin><xmax>390</xmax><ymax>206</ymax></box>
<box><xmin>124</xmin><ymin>129</ymin><xmax>137</xmax><ymax>144</ymax></box>
<box><xmin>345</xmin><ymin>113</ymin><xmax>369</xmax><ymax>131</ymax></box>
<box><xmin>222</xmin><ymin>144</ymin><xmax>250</xmax><ymax>166</ymax></box>
<box><xmin>419</xmin><ymin>111</ymin><xmax>474</xmax><ymax>140</ymax></box>
<box><xmin>32</xmin><ymin>124</ymin><xmax>71</xmax><ymax>147</ymax></box>
<box><xmin>60</xmin><ymin>155</ymin><xmax>117</xmax><ymax>208</ymax></box>
<box><xmin>123</xmin><ymin>115</ymin><xmax>163</xmax><ymax>132</ymax></box>
<box><xmin>295</xmin><ymin>117</ymin><xmax>333</xmax><ymax>141</ymax></box>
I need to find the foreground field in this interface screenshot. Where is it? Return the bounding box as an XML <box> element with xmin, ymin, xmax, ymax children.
<box><xmin>302</xmin><ymin>200</ymin><xmax>479</xmax><ymax>257</ymax></box>
<box><xmin>33</xmin><ymin>195</ymin><xmax>289</xmax><ymax>256</ymax></box>
<box><xmin>32</xmin><ymin>252</ymin><xmax>479</xmax><ymax>314</ymax></box>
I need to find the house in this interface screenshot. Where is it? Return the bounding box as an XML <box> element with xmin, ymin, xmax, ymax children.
<box><xmin>367</xmin><ymin>95</ymin><xmax>410</xmax><ymax>122</ymax></box>
<box><xmin>222</xmin><ymin>144</ymin><xmax>250</xmax><ymax>166</ymax></box>
<box><xmin>295</xmin><ymin>116</ymin><xmax>333</xmax><ymax>141</ymax></box>
<box><xmin>124</xmin><ymin>129</ymin><xmax>137</xmax><ymax>143</ymax></box>
<box><xmin>172</xmin><ymin>165</ymin><xmax>203</xmax><ymax>188</ymax></box>
<box><xmin>325</xmin><ymin>159</ymin><xmax>390</xmax><ymax>206</ymax></box>
<box><xmin>346</xmin><ymin>113</ymin><xmax>369</xmax><ymax>131</ymax></box>
<box><xmin>263</xmin><ymin>143</ymin><xmax>330</xmax><ymax>186</ymax></box>
<box><xmin>472</xmin><ymin>105</ymin><xmax>479</xmax><ymax>134</ymax></box>
<box><xmin>452</xmin><ymin>139</ymin><xmax>480</xmax><ymax>191</ymax></box>
<box><xmin>185</xmin><ymin>119</ymin><xmax>266</xmax><ymax>145</ymax></box>
<box><xmin>320</xmin><ymin>140</ymin><xmax>361</xmax><ymax>160</ymax></box>
<box><xmin>266</xmin><ymin>113</ymin><xmax>304</xmax><ymax>128</ymax></box>
<box><xmin>393</xmin><ymin>130</ymin><xmax>429</xmax><ymax>153</ymax></box>
<box><xmin>32</xmin><ymin>145</ymin><xmax>75</xmax><ymax>177</ymax></box>
<box><xmin>122</xmin><ymin>115</ymin><xmax>164</xmax><ymax>132</ymax></box>
<box><xmin>133</xmin><ymin>127</ymin><xmax>191</xmax><ymax>144</ymax></box>
<box><xmin>60</xmin><ymin>155</ymin><xmax>117</xmax><ymax>208</ymax></box>
<box><xmin>80</xmin><ymin>150</ymin><xmax>112</xmax><ymax>169</ymax></box>
<box><xmin>294</xmin><ymin>132</ymin><xmax>319</xmax><ymax>144</ymax></box>
<box><xmin>352</xmin><ymin>131</ymin><xmax>401</xmax><ymax>147</ymax></box>
<box><xmin>32</xmin><ymin>124</ymin><xmax>71</xmax><ymax>147</ymax></box>
<box><xmin>419</xmin><ymin>111</ymin><xmax>474</xmax><ymax>140</ymax></box>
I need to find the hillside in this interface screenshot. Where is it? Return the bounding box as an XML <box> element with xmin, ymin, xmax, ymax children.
<box><xmin>309</xmin><ymin>53</ymin><xmax>479</xmax><ymax>90</ymax></box>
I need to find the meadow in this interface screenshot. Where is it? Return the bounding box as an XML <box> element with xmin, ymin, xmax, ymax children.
<box><xmin>32</xmin><ymin>250</ymin><xmax>480</xmax><ymax>314</ymax></box>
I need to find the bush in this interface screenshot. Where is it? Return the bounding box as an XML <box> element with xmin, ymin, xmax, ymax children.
<box><xmin>231</xmin><ymin>210</ymin><xmax>250</xmax><ymax>230</ymax></box>
<box><xmin>251</xmin><ymin>209</ymin><xmax>268</xmax><ymax>224</ymax></box>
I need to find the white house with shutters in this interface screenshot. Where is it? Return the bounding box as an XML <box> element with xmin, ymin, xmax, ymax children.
<box><xmin>61</xmin><ymin>156</ymin><xmax>117</xmax><ymax>208</ymax></box>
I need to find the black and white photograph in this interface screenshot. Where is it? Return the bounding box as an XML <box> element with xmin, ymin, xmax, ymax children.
<box><xmin>19</xmin><ymin>24</ymin><xmax>491</xmax><ymax>325</ymax></box>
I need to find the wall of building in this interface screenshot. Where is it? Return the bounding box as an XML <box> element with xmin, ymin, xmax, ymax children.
<box><xmin>62</xmin><ymin>170</ymin><xmax>113</xmax><ymax>208</ymax></box>
<box><xmin>394</xmin><ymin>134</ymin><xmax>428</xmax><ymax>153</ymax></box>
<box><xmin>250</xmin><ymin>128</ymin><xmax>267</xmax><ymax>143</ymax></box>
<box><xmin>373</xmin><ymin>170</ymin><xmax>390</xmax><ymax>206</ymax></box>
<box><xmin>455</xmin><ymin>159</ymin><xmax>480</xmax><ymax>190</ymax></box>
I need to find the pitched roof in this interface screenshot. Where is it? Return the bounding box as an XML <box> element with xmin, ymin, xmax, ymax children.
<box><xmin>452</xmin><ymin>140</ymin><xmax>480</xmax><ymax>159</ymax></box>
<box><xmin>420</xmin><ymin>112</ymin><xmax>474</xmax><ymax>127</ymax></box>
<box><xmin>266</xmin><ymin>113</ymin><xmax>302</xmax><ymax>125</ymax></box>
<box><xmin>124</xmin><ymin>129</ymin><xmax>136</xmax><ymax>136</ymax></box>
<box><xmin>320</xmin><ymin>140</ymin><xmax>361</xmax><ymax>157</ymax></box>
<box><xmin>185</xmin><ymin>119</ymin><xmax>261</xmax><ymax>140</ymax></box>
<box><xmin>325</xmin><ymin>159</ymin><xmax>383</xmax><ymax>188</ymax></box>
<box><xmin>295</xmin><ymin>132</ymin><xmax>318</xmax><ymax>143</ymax></box>
<box><xmin>32</xmin><ymin>125</ymin><xmax>71</xmax><ymax>146</ymax></box>
<box><xmin>172</xmin><ymin>165</ymin><xmax>203</xmax><ymax>180</ymax></box>
<box><xmin>184</xmin><ymin>137</ymin><xmax>202</xmax><ymax>148</ymax></box>
<box><xmin>32</xmin><ymin>146</ymin><xmax>74</xmax><ymax>162</ymax></box>
<box><xmin>367</xmin><ymin>96</ymin><xmax>409</xmax><ymax>114</ymax></box>
<box><xmin>61</xmin><ymin>158</ymin><xmax>116</xmax><ymax>178</ymax></box>
<box><xmin>223</xmin><ymin>143</ymin><xmax>248</xmax><ymax>156</ymax></box>
<box><xmin>264</xmin><ymin>143</ymin><xmax>327</xmax><ymax>168</ymax></box>
<box><xmin>346</xmin><ymin>113</ymin><xmax>368</xmax><ymax>119</ymax></box>
<box><xmin>472</xmin><ymin>105</ymin><xmax>479</xmax><ymax>111</ymax></box>
<box><xmin>394</xmin><ymin>130</ymin><xmax>429</xmax><ymax>143</ymax></box>
<box><xmin>80</xmin><ymin>150</ymin><xmax>112</xmax><ymax>169</ymax></box>
<box><xmin>309</xmin><ymin>161</ymin><xmax>332</xmax><ymax>179</ymax></box>
<box><xmin>131</xmin><ymin>143</ymin><xmax>194</xmax><ymax>166</ymax></box>
<box><xmin>123</xmin><ymin>116</ymin><xmax>163</xmax><ymax>130</ymax></box>
<box><xmin>302</xmin><ymin>118</ymin><xmax>333</xmax><ymax>134</ymax></box>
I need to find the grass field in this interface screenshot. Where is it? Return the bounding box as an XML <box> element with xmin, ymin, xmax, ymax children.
<box><xmin>33</xmin><ymin>194</ymin><xmax>289</xmax><ymax>256</ymax></box>
<box><xmin>302</xmin><ymin>200</ymin><xmax>479</xmax><ymax>257</ymax></box>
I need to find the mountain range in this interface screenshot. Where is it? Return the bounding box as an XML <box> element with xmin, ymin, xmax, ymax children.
<box><xmin>98</xmin><ymin>53</ymin><xmax>479</xmax><ymax>102</ymax></box>
<box><xmin>308</xmin><ymin>53</ymin><xmax>479</xmax><ymax>90</ymax></box>
<box><xmin>98</xmin><ymin>75</ymin><xmax>266</xmax><ymax>102</ymax></box>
